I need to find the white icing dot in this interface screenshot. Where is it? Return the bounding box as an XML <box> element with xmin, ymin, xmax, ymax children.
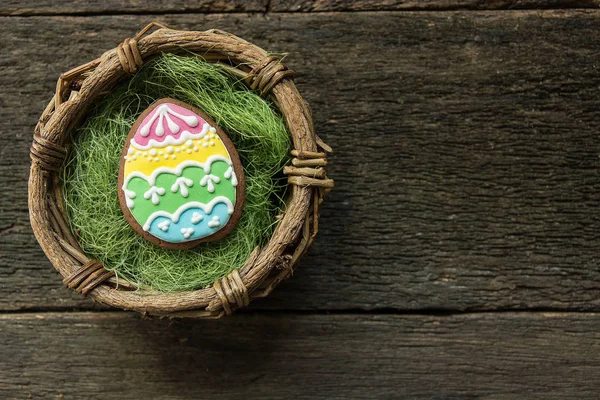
<box><xmin>171</xmin><ymin>155</ymin><xmax>176</xmax><ymax>159</ymax></box>
<box><xmin>136</xmin><ymin>151</ymin><xmax>142</xmax><ymax>156</ymax></box>
<box><xmin>187</xmin><ymin>149</ymin><xmax>192</xmax><ymax>154</ymax></box>
<box><xmin>203</xmin><ymin>143</ymin><xmax>208</xmax><ymax>148</ymax></box>
<box><xmin>175</xmin><ymin>148</ymin><xmax>181</xmax><ymax>153</ymax></box>
<box><xmin>191</xmin><ymin>212</ymin><xmax>203</xmax><ymax>224</ymax></box>
<box><xmin>124</xmin><ymin>156</ymin><xmax>128</xmax><ymax>160</ymax></box>
<box><xmin>164</xmin><ymin>155</ymin><xmax>169</xmax><ymax>159</ymax></box>
<box><xmin>158</xmin><ymin>151</ymin><xmax>164</xmax><ymax>156</ymax></box>
<box><xmin>157</xmin><ymin>220</ymin><xmax>170</xmax><ymax>232</ymax></box>
<box><xmin>193</xmin><ymin>147</ymin><xmax>198</xmax><ymax>152</ymax></box>
<box><xmin>181</xmin><ymin>227</ymin><xmax>194</xmax><ymax>239</ymax></box>
<box><xmin>186</xmin><ymin>140</ymin><xmax>193</xmax><ymax>147</ymax></box>
<box><xmin>166</xmin><ymin>146</ymin><xmax>174</xmax><ymax>154</ymax></box>
<box><xmin>209</xmin><ymin>134</ymin><xmax>215</xmax><ymax>139</ymax></box>
<box><xmin>147</xmin><ymin>157</ymin><xmax>152</xmax><ymax>162</ymax></box>
<box><xmin>208</xmin><ymin>216</ymin><xmax>221</xmax><ymax>228</ymax></box>
<box><xmin>149</xmin><ymin>149</ymin><xmax>157</xmax><ymax>156</ymax></box>
<box><xmin>127</xmin><ymin>148</ymin><xmax>134</xmax><ymax>155</ymax></box>
<box><xmin>209</xmin><ymin>127</ymin><xmax>216</xmax><ymax>133</ymax></box>
<box><xmin>210</xmin><ymin>141</ymin><xmax>215</xmax><ymax>146</ymax></box>
<box><xmin>154</xmin><ymin>157</ymin><xmax>160</xmax><ymax>162</ymax></box>
<box><xmin>131</xmin><ymin>155</ymin><xmax>137</xmax><ymax>161</ymax></box>
<box><xmin>143</xmin><ymin>152</ymin><xmax>148</xmax><ymax>157</ymax></box>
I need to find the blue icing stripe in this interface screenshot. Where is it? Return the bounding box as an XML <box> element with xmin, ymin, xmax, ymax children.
<box><xmin>147</xmin><ymin>202</ymin><xmax>232</xmax><ymax>243</ymax></box>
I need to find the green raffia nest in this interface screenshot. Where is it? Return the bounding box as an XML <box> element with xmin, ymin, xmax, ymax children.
<box><xmin>28</xmin><ymin>23</ymin><xmax>334</xmax><ymax>318</ymax></box>
<box><xmin>63</xmin><ymin>54</ymin><xmax>291</xmax><ymax>293</ymax></box>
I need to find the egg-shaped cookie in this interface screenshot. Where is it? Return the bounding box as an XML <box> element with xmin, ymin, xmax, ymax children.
<box><xmin>118</xmin><ymin>98</ymin><xmax>245</xmax><ymax>249</ymax></box>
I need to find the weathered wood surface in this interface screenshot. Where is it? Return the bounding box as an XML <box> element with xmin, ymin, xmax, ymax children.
<box><xmin>0</xmin><ymin>0</ymin><xmax>268</xmax><ymax>15</ymax></box>
<box><xmin>3</xmin><ymin>0</ymin><xmax>600</xmax><ymax>14</ymax></box>
<box><xmin>3</xmin><ymin>5</ymin><xmax>600</xmax><ymax>400</ymax></box>
<box><xmin>3</xmin><ymin>11</ymin><xmax>600</xmax><ymax>311</ymax></box>
<box><xmin>272</xmin><ymin>0</ymin><xmax>600</xmax><ymax>11</ymax></box>
<box><xmin>1</xmin><ymin>311</ymin><xmax>600</xmax><ymax>399</ymax></box>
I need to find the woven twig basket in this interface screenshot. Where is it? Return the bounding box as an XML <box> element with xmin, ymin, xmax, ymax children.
<box><xmin>28</xmin><ymin>22</ymin><xmax>333</xmax><ymax>318</ymax></box>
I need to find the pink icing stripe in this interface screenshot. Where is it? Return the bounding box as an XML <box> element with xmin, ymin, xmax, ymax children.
<box><xmin>132</xmin><ymin>102</ymin><xmax>207</xmax><ymax>148</ymax></box>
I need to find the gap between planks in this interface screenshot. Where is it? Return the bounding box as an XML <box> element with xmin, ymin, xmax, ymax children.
<box><xmin>3</xmin><ymin>0</ymin><xmax>600</xmax><ymax>17</ymax></box>
<box><xmin>0</xmin><ymin>308</ymin><xmax>596</xmax><ymax>318</ymax></box>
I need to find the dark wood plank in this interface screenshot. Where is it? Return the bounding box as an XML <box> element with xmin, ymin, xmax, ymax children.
<box><xmin>0</xmin><ymin>0</ymin><xmax>267</xmax><ymax>15</ymax></box>
<box><xmin>272</xmin><ymin>0</ymin><xmax>600</xmax><ymax>11</ymax></box>
<box><xmin>3</xmin><ymin>0</ymin><xmax>600</xmax><ymax>14</ymax></box>
<box><xmin>1</xmin><ymin>311</ymin><xmax>600</xmax><ymax>399</ymax></box>
<box><xmin>3</xmin><ymin>11</ymin><xmax>600</xmax><ymax>312</ymax></box>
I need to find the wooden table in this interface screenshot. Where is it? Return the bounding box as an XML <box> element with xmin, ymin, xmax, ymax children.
<box><xmin>3</xmin><ymin>1</ymin><xmax>600</xmax><ymax>398</ymax></box>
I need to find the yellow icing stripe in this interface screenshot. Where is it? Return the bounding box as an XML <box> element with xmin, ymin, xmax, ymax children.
<box><xmin>123</xmin><ymin>136</ymin><xmax>230</xmax><ymax>178</ymax></box>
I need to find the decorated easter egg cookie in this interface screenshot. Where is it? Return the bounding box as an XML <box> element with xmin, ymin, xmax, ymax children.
<box><xmin>118</xmin><ymin>98</ymin><xmax>245</xmax><ymax>249</ymax></box>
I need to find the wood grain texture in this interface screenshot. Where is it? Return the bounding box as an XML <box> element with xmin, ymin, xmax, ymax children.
<box><xmin>272</xmin><ymin>0</ymin><xmax>600</xmax><ymax>11</ymax></box>
<box><xmin>0</xmin><ymin>0</ymin><xmax>268</xmax><ymax>15</ymax></box>
<box><xmin>3</xmin><ymin>11</ymin><xmax>600</xmax><ymax>312</ymax></box>
<box><xmin>3</xmin><ymin>0</ymin><xmax>600</xmax><ymax>14</ymax></box>
<box><xmin>1</xmin><ymin>311</ymin><xmax>600</xmax><ymax>399</ymax></box>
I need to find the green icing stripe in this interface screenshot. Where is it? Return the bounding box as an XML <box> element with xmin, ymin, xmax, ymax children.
<box><xmin>126</xmin><ymin>160</ymin><xmax>236</xmax><ymax>225</ymax></box>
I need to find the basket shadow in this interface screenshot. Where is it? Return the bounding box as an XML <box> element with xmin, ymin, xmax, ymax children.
<box><xmin>109</xmin><ymin>312</ymin><xmax>300</xmax><ymax>394</ymax></box>
<box><xmin>247</xmin><ymin>155</ymin><xmax>351</xmax><ymax>310</ymax></box>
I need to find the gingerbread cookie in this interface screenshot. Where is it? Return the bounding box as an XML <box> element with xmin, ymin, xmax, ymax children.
<box><xmin>118</xmin><ymin>98</ymin><xmax>245</xmax><ymax>249</ymax></box>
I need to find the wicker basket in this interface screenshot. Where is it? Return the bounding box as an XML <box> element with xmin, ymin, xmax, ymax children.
<box><xmin>28</xmin><ymin>22</ymin><xmax>333</xmax><ymax>318</ymax></box>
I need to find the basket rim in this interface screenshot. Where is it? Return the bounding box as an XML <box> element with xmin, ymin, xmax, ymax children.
<box><xmin>28</xmin><ymin>23</ymin><xmax>333</xmax><ymax>318</ymax></box>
